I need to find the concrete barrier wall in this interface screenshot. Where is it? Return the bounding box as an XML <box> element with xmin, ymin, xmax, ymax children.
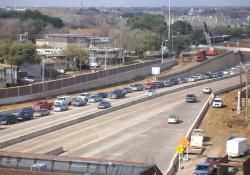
<box><xmin>0</xmin><ymin>74</ymin><xmax>238</xmax><ymax>149</ymax></box>
<box><xmin>161</xmin><ymin>51</ymin><xmax>242</xmax><ymax>80</ymax></box>
<box><xmin>0</xmin><ymin>59</ymin><xmax>177</xmax><ymax>105</ymax></box>
<box><xmin>166</xmin><ymin>82</ymin><xmax>243</xmax><ymax>175</ymax></box>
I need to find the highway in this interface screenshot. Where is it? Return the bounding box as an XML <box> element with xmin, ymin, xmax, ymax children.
<box><xmin>1</xmin><ymin>76</ymin><xmax>240</xmax><ymax>174</ymax></box>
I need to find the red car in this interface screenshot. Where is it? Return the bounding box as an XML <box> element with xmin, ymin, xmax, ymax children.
<box><xmin>32</xmin><ymin>101</ymin><xmax>53</xmax><ymax>110</ymax></box>
<box><xmin>145</xmin><ymin>82</ymin><xmax>157</xmax><ymax>90</ymax></box>
<box><xmin>205</xmin><ymin>156</ymin><xmax>221</xmax><ymax>169</ymax></box>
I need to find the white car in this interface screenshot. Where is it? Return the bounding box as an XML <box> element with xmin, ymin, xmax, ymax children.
<box><xmin>54</xmin><ymin>95</ymin><xmax>71</xmax><ymax>105</ymax></box>
<box><xmin>80</xmin><ymin>93</ymin><xmax>91</xmax><ymax>101</ymax></box>
<box><xmin>223</xmin><ymin>69</ymin><xmax>230</xmax><ymax>76</ymax></box>
<box><xmin>196</xmin><ymin>74</ymin><xmax>203</xmax><ymax>80</ymax></box>
<box><xmin>203</xmin><ymin>87</ymin><xmax>212</xmax><ymax>94</ymax></box>
<box><xmin>188</xmin><ymin>76</ymin><xmax>197</xmax><ymax>82</ymax></box>
<box><xmin>168</xmin><ymin>115</ymin><xmax>179</xmax><ymax>124</ymax></box>
<box><xmin>212</xmin><ymin>97</ymin><xmax>223</xmax><ymax>108</ymax></box>
<box><xmin>22</xmin><ymin>76</ymin><xmax>35</xmax><ymax>82</ymax></box>
<box><xmin>145</xmin><ymin>89</ymin><xmax>156</xmax><ymax>96</ymax></box>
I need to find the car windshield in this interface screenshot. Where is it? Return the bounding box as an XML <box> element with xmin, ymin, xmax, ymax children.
<box><xmin>57</xmin><ymin>97</ymin><xmax>65</xmax><ymax>101</ymax></box>
<box><xmin>55</xmin><ymin>104</ymin><xmax>62</xmax><ymax>107</ymax></box>
<box><xmin>214</xmin><ymin>99</ymin><xmax>221</xmax><ymax>102</ymax></box>
<box><xmin>196</xmin><ymin>165</ymin><xmax>208</xmax><ymax>171</ymax></box>
<box><xmin>187</xmin><ymin>94</ymin><xmax>194</xmax><ymax>97</ymax></box>
<box><xmin>169</xmin><ymin>115</ymin><xmax>176</xmax><ymax>119</ymax></box>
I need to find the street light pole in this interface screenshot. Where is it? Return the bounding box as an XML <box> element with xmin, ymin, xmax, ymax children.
<box><xmin>42</xmin><ymin>60</ymin><xmax>45</xmax><ymax>95</ymax></box>
<box><xmin>104</xmin><ymin>49</ymin><xmax>107</xmax><ymax>70</ymax></box>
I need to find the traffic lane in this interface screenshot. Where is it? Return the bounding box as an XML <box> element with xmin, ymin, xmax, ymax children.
<box><xmin>62</xmin><ymin>78</ymin><xmax>239</xmax><ymax>173</ymax></box>
<box><xmin>0</xmin><ymin>76</ymin><xmax>238</xmax><ymax>151</ymax></box>
<box><xmin>0</xmin><ymin>76</ymin><xmax>222</xmax><ymax>142</ymax></box>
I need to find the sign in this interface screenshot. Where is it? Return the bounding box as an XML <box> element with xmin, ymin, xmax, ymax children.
<box><xmin>176</xmin><ymin>145</ymin><xmax>184</xmax><ymax>154</ymax></box>
<box><xmin>152</xmin><ymin>67</ymin><xmax>160</xmax><ymax>75</ymax></box>
<box><xmin>180</xmin><ymin>137</ymin><xmax>190</xmax><ymax>148</ymax></box>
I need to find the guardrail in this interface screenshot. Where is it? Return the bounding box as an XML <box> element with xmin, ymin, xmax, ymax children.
<box><xmin>0</xmin><ymin>74</ymin><xmax>239</xmax><ymax>149</ymax></box>
<box><xmin>165</xmin><ymin>81</ymin><xmax>243</xmax><ymax>175</ymax></box>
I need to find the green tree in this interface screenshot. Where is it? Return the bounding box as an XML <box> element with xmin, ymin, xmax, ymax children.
<box><xmin>167</xmin><ymin>35</ymin><xmax>191</xmax><ymax>55</ymax></box>
<box><xmin>127</xmin><ymin>14</ymin><xmax>168</xmax><ymax>38</ymax></box>
<box><xmin>190</xmin><ymin>29</ymin><xmax>205</xmax><ymax>47</ymax></box>
<box><xmin>116</xmin><ymin>29</ymin><xmax>160</xmax><ymax>59</ymax></box>
<box><xmin>0</xmin><ymin>40</ymin><xmax>40</xmax><ymax>68</ymax></box>
<box><xmin>172</xmin><ymin>20</ymin><xmax>193</xmax><ymax>35</ymax></box>
<box><xmin>64</xmin><ymin>47</ymin><xmax>88</xmax><ymax>71</ymax></box>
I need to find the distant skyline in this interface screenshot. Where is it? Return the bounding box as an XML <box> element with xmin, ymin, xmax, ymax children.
<box><xmin>1</xmin><ymin>0</ymin><xmax>250</xmax><ymax>7</ymax></box>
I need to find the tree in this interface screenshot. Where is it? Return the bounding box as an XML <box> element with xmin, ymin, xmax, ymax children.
<box><xmin>116</xmin><ymin>29</ymin><xmax>160</xmax><ymax>59</ymax></box>
<box><xmin>172</xmin><ymin>20</ymin><xmax>193</xmax><ymax>35</ymax></box>
<box><xmin>0</xmin><ymin>40</ymin><xmax>40</xmax><ymax>68</ymax></box>
<box><xmin>64</xmin><ymin>47</ymin><xmax>87</xmax><ymax>71</ymax></box>
<box><xmin>166</xmin><ymin>35</ymin><xmax>191</xmax><ymax>55</ymax></box>
<box><xmin>190</xmin><ymin>29</ymin><xmax>205</xmax><ymax>47</ymax></box>
<box><xmin>127</xmin><ymin>14</ymin><xmax>168</xmax><ymax>38</ymax></box>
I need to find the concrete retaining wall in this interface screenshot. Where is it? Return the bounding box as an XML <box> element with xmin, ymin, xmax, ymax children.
<box><xmin>0</xmin><ymin>74</ymin><xmax>238</xmax><ymax>149</ymax></box>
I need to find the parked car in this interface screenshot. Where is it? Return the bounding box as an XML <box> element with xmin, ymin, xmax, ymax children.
<box><xmin>54</xmin><ymin>104</ymin><xmax>69</xmax><ymax>112</ymax></box>
<box><xmin>145</xmin><ymin>82</ymin><xmax>157</xmax><ymax>90</ymax></box>
<box><xmin>186</xmin><ymin>94</ymin><xmax>197</xmax><ymax>103</ymax></box>
<box><xmin>95</xmin><ymin>92</ymin><xmax>108</xmax><ymax>98</ymax></box>
<box><xmin>79</xmin><ymin>93</ymin><xmax>91</xmax><ymax>101</ymax></box>
<box><xmin>145</xmin><ymin>89</ymin><xmax>157</xmax><ymax>96</ymax></box>
<box><xmin>72</xmin><ymin>98</ymin><xmax>87</xmax><ymax>107</ymax></box>
<box><xmin>54</xmin><ymin>95</ymin><xmax>71</xmax><ymax>105</ymax></box>
<box><xmin>130</xmin><ymin>84</ymin><xmax>144</xmax><ymax>91</ymax></box>
<box><xmin>203</xmin><ymin>87</ymin><xmax>212</xmax><ymax>94</ymax></box>
<box><xmin>98</xmin><ymin>101</ymin><xmax>111</xmax><ymax>109</ymax></box>
<box><xmin>123</xmin><ymin>87</ymin><xmax>133</xmax><ymax>93</ymax></box>
<box><xmin>32</xmin><ymin>100</ymin><xmax>53</xmax><ymax>110</ymax></box>
<box><xmin>212</xmin><ymin>97</ymin><xmax>223</xmax><ymax>108</ymax></box>
<box><xmin>168</xmin><ymin>115</ymin><xmax>179</xmax><ymax>124</ymax></box>
<box><xmin>0</xmin><ymin>114</ymin><xmax>17</xmax><ymax>125</ymax></box>
<box><xmin>88</xmin><ymin>95</ymin><xmax>102</xmax><ymax>103</ymax></box>
<box><xmin>17</xmin><ymin>108</ymin><xmax>34</xmax><ymax>121</ymax></box>
<box><xmin>33</xmin><ymin>109</ymin><xmax>50</xmax><ymax>117</ymax></box>
<box><xmin>205</xmin><ymin>156</ymin><xmax>221</xmax><ymax>169</ymax></box>
<box><xmin>193</xmin><ymin>163</ymin><xmax>213</xmax><ymax>175</ymax></box>
<box><xmin>22</xmin><ymin>76</ymin><xmax>35</xmax><ymax>83</ymax></box>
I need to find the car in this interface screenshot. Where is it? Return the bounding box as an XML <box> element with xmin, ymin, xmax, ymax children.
<box><xmin>193</xmin><ymin>163</ymin><xmax>213</xmax><ymax>175</ymax></box>
<box><xmin>54</xmin><ymin>104</ymin><xmax>68</xmax><ymax>112</ymax></box>
<box><xmin>0</xmin><ymin>114</ymin><xmax>17</xmax><ymax>125</ymax></box>
<box><xmin>88</xmin><ymin>95</ymin><xmax>102</xmax><ymax>103</ymax></box>
<box><xmin>33</xmin><ymin>109</ymin><xmax>50</xmax><ymax>117</ymax></box>
<box><xmin>215</xmin><ymin>71</ymin><xmax>224</xmax><ymax>78</ymax></box>
<box><xmin>203</xmin><ymin>87</ymin><xmax>212</xmax><ymax>94</ymax></box>
<box><xmin>153</xmin><ymin>81</ymin><xmax>165</xmax><ymax>88</ymax></box>
<box><xmin>98</xmin><ymin>101</ymin><xmax>111</xmax><ymax>109</ymax></box>
<box><xmin>212</xmin><ymin>97</ymin><xmax>223</xmax><ymax>108</ymax></box>
<box><xmin>79</xmin><ymin>93</ymin><xmax>91</xmax><ymax>101</ymax></box>
<box><xmin>186</xmin><ymin>94</ymin><xmax>197</xmax><ymax>103</ymax></box>
<box><xmin>54</xmin><ymin>95</ymin><xmax>71</xmax><ymax>105</ymax></box>
<box><xmin>178</xmin><ymin>78</ymin><xmax>187</xmax><ymax>84</ymax></box>
<box><xmin>32</xmin><ymin>100</ymin><xmax>53</xmax><ymax>110</ymax></box>
<box><xmin>205</xmin><ymin>156</ymin><xmax>221</xmax><ymax>169</ymax></box>
<box><xmin>17</xmin><ymin>108</ymin><xmax>34</xmax><ymax>121</ymax></box>
<box><xmin>109</xmin><ymin>89</ymin><xmax>126</xmax><ymax>99</ymax></box>
<box><xmin>196</xmin><ymin>74</ymin><xmax>204</xmax><ymax>80</ymax></box>
<box><xmin>123</xmin><ymin>87</ymin><xmax>133</xmax><ymax>93</ymax></box>
<box><xmin>163</xmin><ymin>80</ymin><xmax>173</xmax><ymax>87</ymax></box>
<box><xmin>167</xmin><ymin>115</ymin><xmax>179</xmax><ymax>124</ymax></box>
<box><xmin>130</xmin><ymin>84</ymin><xmax>144</xmax><ymax>91</ymax></box>
<box><xmin>145</xmin><ymin>89</ymin><xmax>157</xmax><ymax>96</ymax></box>
<box><xmin>188</xmin><ymin>76</ymin><xmax>197</xmax><ymax>82</ymax></box>
<box><xmin>223</xmin><ymin>69</ymin><xmax>230</xmax><ymax>76</ymax></box>
<box><xmin>72</xmin><ymin>98</ymin><xmax>87</xmax><ymax>107</ymax></box>
<box><xmin>95</xmin><ymin>92</ymin><xmax>108</xmax><ymax>98</ymax></box>
<box><xmin>170</xmin><ymin>78</ymin><xmax>178</xmax><ymax>85</ymax></box>
<box><xmin>145</xmin><ymin>82</ymin><xmax>157</xmax><ymax>90</ymax></box>
<box><xmin>22</xmin><ymin>76</ymin><xmax>35</xmax><ymax>83</ymax></box>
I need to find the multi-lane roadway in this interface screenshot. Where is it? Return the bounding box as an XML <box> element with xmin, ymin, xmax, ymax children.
<box><xmin>0</xmin><ymin>76</ymin><xmax>240</xmax><ymax>174</ymax></box>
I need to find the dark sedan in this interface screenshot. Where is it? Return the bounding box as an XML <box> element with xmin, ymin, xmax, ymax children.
<box><xmin>0</xmin><ymin>114</ymin><xmax>17</xmax><ymax>125</ymax></box>
<box><xmin>98</xmin><ymin>101</ymin><xmax>111</xmax><ymax>109</ymax></box>
<box><xmin>95</xmin><ymin>92</ymin><xmax>108</xmax><ymax>98</ymax></box>
<box><xmin>17</xmin><ymin>108</ymin><xmax>34</xmax><ymax>121</ymax></box>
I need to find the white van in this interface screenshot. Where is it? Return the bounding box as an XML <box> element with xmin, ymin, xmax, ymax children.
<box><xmin>54</xmin><ymin>95</ymin><xmax>72</xmax><ymax>105</ymax></box>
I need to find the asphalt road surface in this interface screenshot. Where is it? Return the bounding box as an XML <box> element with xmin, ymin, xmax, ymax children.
<box><xmin>1</xmin><ymin>76</ymin><xmax>240</xmax><ymax>174</ymax></box>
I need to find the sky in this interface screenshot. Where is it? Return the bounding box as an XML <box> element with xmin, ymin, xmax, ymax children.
<box><xmin>1</xmin><ymin>0</ymin><xmax>250</xmax><ymax>7</ymax></box>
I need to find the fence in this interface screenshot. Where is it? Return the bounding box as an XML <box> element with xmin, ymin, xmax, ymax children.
<box><xmin>0</xmin><ymin>59</ymin><xmax>162</xmax><ymax>100</ymax></box>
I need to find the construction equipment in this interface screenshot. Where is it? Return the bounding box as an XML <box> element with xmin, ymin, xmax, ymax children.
<box><xmin>203</xmin><ymin>22</ymin><xmax>219</xmax><ymax>56</ymax></box>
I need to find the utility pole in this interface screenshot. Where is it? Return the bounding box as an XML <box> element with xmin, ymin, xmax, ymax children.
<box><xmin>168</xmin><ymin>0</ymin><xmax>171</xmax><ymax>40</ymax></box>
<box><xmin>42</xmin><ymin>60</ymin><xmax>45</xmax><ymax>95</ymax></box>
<box><xmin>246</xmin><ymin>68</ymin><xmax>249</xmax><ymax>121</ymax></box>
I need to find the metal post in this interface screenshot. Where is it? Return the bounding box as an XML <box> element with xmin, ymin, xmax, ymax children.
<box><xmin>246</xmin><ymin>71</ymin><xmax>248</xmax><ymax>121</ymax></box>
<box><xmin>161</xmin><ymin>44</ymin><xmax>164</xmax><ymax>64</ymax></box>
<box><xmin>42</xmin><ymin>60</ymin><xmax>45</xmax><ymax>94</ymax></box>
<box><xmin>178</xmin><ymin>153</ymin><xmax>181</xmax><ymax>171</ymax></box>
<box><xmin>104</xmin><ymin>49</ymin><xmax>107</xmax><ymax>70</ymax></box>
<box><xmin>168</xmin><ymin>0</ymin><xmax>171</xmax><ymax>40</ymax></box>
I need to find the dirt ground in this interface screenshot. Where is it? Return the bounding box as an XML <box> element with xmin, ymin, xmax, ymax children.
<box><xmin>177</xmin><ymin>89</ymin><xmax>250</xmax><ymax>174</ymax></box>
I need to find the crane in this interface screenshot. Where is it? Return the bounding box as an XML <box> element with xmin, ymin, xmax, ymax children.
<box><xmin>203</xmin><ymin>22</ymin><xmax>219</xmax><ymax>56</ymax></box>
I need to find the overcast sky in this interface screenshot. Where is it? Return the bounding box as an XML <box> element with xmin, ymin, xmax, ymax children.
<box><xmin>1</xmin><ymin>0</ymin><xmax>250</xmax><ymax>7</ymax></box>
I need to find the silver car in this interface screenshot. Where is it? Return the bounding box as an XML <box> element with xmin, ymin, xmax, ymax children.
<box><xmin>88</xmin><ymin>95</ymin><xmax>102</xmax><ymax>103</ymax></box>
<box><xmin>34</xmin><ymin>109</ymin><xmax>50</xmax><ymax>117</ymax></box>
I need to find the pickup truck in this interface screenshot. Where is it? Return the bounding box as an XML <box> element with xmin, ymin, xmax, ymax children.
<box><xmin>32</xmin><ymin>101</ymin><xmax>53</xmax><ymax>110</ymax></box>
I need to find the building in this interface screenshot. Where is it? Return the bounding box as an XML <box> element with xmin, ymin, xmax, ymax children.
<box><xmin>36</xmin><ymin>34</ymin><xmax>113</xmax><ymax>50</ymax></box>
<box><xmin>0</xmin><ymin>64</ymin><xmax>18</xmax><ymax>88</ymax></box>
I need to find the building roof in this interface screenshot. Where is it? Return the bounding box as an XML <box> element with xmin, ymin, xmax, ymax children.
<box><xmin>69</xmin><ymin>28</ymin><xmax>102</xmax><ymax>36</ymax></box>
<box><xmin>0</xmin><ymin>64</ymin><xmax>18</xmax><ymax>70</ymax></box>
<box><xmin>45</xmin><ymin>33</ymin><xmax>92</xmax><ymax>38</ymax></box>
